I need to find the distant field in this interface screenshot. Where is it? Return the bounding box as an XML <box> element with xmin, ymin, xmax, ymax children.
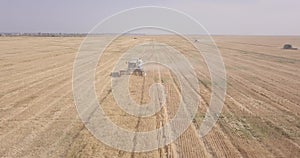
<box><xmin>0</xmin><ymin>36</ymin><xmax>299</xmax><ymax>157</ymax></box>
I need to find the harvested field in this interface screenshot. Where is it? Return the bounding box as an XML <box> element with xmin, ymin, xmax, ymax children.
<box><xmin>0</xmin><ymin>36</ymin><xmax>300</xmax><ymax>158</ymax></box>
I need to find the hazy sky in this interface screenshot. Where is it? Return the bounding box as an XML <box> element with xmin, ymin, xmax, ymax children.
<box><xmin>1</xmin><ymin>0</ymin><xmax>299</xmax><ymax>35</ymax></box>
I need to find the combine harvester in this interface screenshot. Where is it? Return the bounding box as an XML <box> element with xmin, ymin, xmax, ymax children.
<box><xmin>112</xmin><ymin>58</ymin><xmax>146</xmax><ymax>77</ymax></box>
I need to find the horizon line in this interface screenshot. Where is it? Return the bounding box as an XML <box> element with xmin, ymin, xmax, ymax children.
<box><xmin>0</xmin><ymin>32</ymin><xmax>299</xmax><ymax>37</ymax></box>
